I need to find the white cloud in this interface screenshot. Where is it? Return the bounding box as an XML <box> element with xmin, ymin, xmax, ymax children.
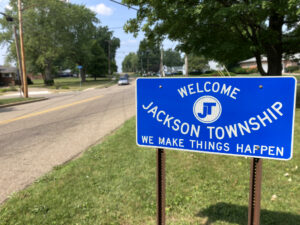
<box><xmin>89</xmin><ymin>4</ymin><xmax>113</xmax><ymax>16</ymax></box>
<box><xmin>5</xmin><ymin>4</ymin><xmax>12</xmax><ymax>10</ymax></box>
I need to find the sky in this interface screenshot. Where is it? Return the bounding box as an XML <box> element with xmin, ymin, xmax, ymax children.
<box><xmin>0</xmin><ymin>0</ymin><xmax>179</xmax><ymax>72</ymax></box>
<box><xmin>0</xmin><ymin>0</ymin><xmax>218</xmax><ymax>71</ymax></box>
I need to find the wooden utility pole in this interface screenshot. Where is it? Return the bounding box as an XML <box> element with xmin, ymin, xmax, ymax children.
<box><xmin>18</xmin><ymin>0</ymin><xmax>28</xmax><ymax>98</ymax></box>
<box><xmin>107</xmin><ymin>40</ymin><xmax>111</xmax><ymax>75</ymax></box>
<box><xmin>184</xmin><ymin>54</ymin><xmax>188</xmax><ymax>76</ymax></box>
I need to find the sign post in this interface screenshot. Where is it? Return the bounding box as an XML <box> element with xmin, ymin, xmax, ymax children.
<box><xmin>77</xmin><ymin>65</ymin><xmax>83</xmax><ymax>88</ymax></box>
<box><xmin>156</xmin><ymin>148</ymin><xmax>166</xmax><ymax>225</ymax></box>
<box><xmin>248</xmin><ymin>158</ymin><xmax>263</xmax><ymax>225</ymax></box>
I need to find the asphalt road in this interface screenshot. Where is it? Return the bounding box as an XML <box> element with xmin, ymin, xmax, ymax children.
<box><xmin>0</xmin><ymin>81</ymin><xmax>135</xmax><ymax>203</ymax></box>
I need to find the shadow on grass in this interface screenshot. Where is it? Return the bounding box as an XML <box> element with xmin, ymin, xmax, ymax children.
<box><xmin>197</xmin><ymin>202</ymin><xmax>300</xmax><ymax>225</ymax></box>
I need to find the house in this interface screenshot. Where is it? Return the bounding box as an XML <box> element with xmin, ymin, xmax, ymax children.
<box><xmin>163</xmin><ymin>65</ymin><xmax>184</xmax><ymax>74</ymax></box>
<box><xmin>0</xmin><ymin>66</ymin><xmax>18</xmax><ymax>86</ymax></box>
<box><xmin>239</xmin><ymin>54</ymin><xmax>300</xmax><ymax>73</ymax></box>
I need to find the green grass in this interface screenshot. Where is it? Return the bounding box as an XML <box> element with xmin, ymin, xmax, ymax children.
<box><xmin>0</xmin><ymin>86</ymin><xmax>18</xmax><ymax>93</ymax></box>
<box><xmin>0</xmin><ymin>116</ymin><xmax>300</xmax><ymax>224</ymax></box>
<box><xmin>0</xmin><ymin>97</ymin><xmax>40</xmax><ymax>105</ymax></box>
<box><xmin>30</xmin><ymin>77</ymin><xmax>118</xmax><ymax>91</ymax></box>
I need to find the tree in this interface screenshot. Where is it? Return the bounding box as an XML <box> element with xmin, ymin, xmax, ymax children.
<box><xmin>61</xmin><ymin>4</ymin><xmax>98</xmax><ymax>82</ymax></box>
<box><xmin>123</xmin><ymin>0</ymin><xmax>300</xmax><ymax>75</ymax></box>
<box><xmin>137</xmin><ymin>38</ymin><xmax>160</xmax><ymax>73</ymax></box>
<box><xmin>0</xmin><ymin>0</ymin><xmax>114</xmax><ymax>84</ymax></box>
<box><xmin>163</xmin><ymin>49</ymin><xmax>183</xmax><ymax>67</ymax></box>
<box><xmin>93</xmin><ymin>26</ymin><xmax>120</xmax><ymax>75</ymax></box>
<box><xmin>188</xmin><ymin>54</ymin><xmax>209</xmax><ymax>72</ymax></box>
<box><xmin>122</xmin><ymin>52</ymin><xmax>138</xmax><ymax>72</ymax></box>
<box><xmin>87</xmin><ymin>41</ymin><xmax>108</xmax><ymax>80</ymax></box>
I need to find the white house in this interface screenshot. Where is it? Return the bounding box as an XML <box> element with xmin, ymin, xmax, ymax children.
<box><xmin>239</xmin><ymin>54</ymin><xmax>300</xmax><ymax>73</ymax></box>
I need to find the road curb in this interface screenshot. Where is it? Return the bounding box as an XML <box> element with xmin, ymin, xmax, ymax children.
<box><xmin>0</xmin><ymin>97</ymin><xmax>48</xmax><ymax>108</ymax></box>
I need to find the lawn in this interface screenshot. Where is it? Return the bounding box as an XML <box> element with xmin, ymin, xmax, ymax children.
<box><xmin>0</xmin><ymin>114</ymin><xmax>299</xmax><ymax>224</ymax></box>
<box><xmin>30</xmin><ymin>77</ymin><xmax>118</xmax><ymax>91</ymax></box>
<box><xmin>0</xmin><ymin>97</ymin><xmax>41</xmax><ymax>105</ymax></box>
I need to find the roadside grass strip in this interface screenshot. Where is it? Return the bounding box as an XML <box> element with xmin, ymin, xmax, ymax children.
<box><xmin>0</xmin><ymin>116</ymin><xmax>300</xmax><ymax>224</ymax></box>
<box><xmin>0</xmin><ymin>97</ymin><xmax>39</xmax><ymax>105</ymax></box>
<box><xmin>30</xmin><ymin>77</ymin><xmax>118</xmax><ymax>91</ymax></box>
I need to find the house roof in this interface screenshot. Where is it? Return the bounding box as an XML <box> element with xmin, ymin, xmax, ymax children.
<box><xmin>0</xmin><ymin>66</ymin><xmax>17</xmax><ymax>73</ymax></box>
<box><xmin>239</xmin><ymin>54</ymin><xmax>300</xmax><ymax>64</ymax></box>
<box><xmin>239</xmin><ymin>57</ymin><xmax>267</xmax><ymax>64</ymax></box>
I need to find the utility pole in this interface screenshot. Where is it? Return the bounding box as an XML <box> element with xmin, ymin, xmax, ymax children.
<box><xmin>18</xmin><ymin>0</ymin><xmax>28</xmax><ymax>98</ymax></box>
<box><xmin>107</xmin><ymin>40</ymin><xmax>111</xmax><ymax>76</ymax></box>
<box><xmin>184</xmin><ymin>54</ymin><xmax>188</xmax><ymax>76</ymax></box>
<box><xmin>160</xmin><ymin>43</ymin><xmax>165</xmax><ymax>77</ymax></box>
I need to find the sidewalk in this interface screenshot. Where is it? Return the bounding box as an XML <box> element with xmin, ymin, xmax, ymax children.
<box><xmin>0</xmin><ymin>87</ymin><xmax>52</xmax><ymax>99</ymax></box>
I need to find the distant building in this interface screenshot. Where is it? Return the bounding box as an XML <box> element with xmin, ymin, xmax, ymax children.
<box><xmin>239</xmin><ymin>54</ymin><xmax>300</xmax><ymax>73</ymax></box>
<box><xmin>60</xmin><ymin>0</ymin><xmax>70</xmax><ymax>2</ymax></box>
<box><xmin>163</xmin><ymin>65</ymin><xmax>184</xmax><ymax>74</ymax></box>
<box><xmin>0</xmin><ymin>66</ymin><xmax>18</xmax><ymax>86</ymax></box>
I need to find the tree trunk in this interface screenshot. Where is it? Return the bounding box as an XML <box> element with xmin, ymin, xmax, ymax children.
<box><xmin>80</xmin><ymin>68</ymin><xmax>86</xmax><ymax>82</ymax></box>
<box><xmin>266</xmin><ymin>10</ymin><xmax>284</xmax><ymax>76</ymax></box>
<box><xmin>267</xmin><ymin>50</ymin><xmax>282</xmax><ymax>76</ymax></box>
<box><xmin>44</xmin><ymin>62</ymin><xmax>54</xmax><ymax>85</ymax></box>
<box><xmin>254</xmin><ymin>53</ymin><xmax>267</xmax><ymax>76</ymax></box>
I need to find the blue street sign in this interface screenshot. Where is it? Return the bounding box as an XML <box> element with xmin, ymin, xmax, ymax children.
<box><xmin>136</xmin><ymin>77</ymin><xmax>297</xmax><ymax>160</ymax></box>
<box><xmin>77</xmin><ymin>65</ymin><xmax>83</xmax><ymax>69</ymax></box>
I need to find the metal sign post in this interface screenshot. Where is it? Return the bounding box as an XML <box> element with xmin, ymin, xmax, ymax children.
<box><xmin>248</xmin><ymin>158</ymin><xmax>263</xmax><ymax>225</ymax></box>
<box><xmin>156</xmin><ymin>148</ymin><xmax>166</xmax><ymax>225</ymax></box>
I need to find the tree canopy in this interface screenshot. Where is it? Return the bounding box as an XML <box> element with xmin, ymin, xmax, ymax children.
<box><xmin>0</xmin><ymin>0</ymin><xmax>120</xmax><ymax>84</ymax></box>
<box><xmin>188</xmin><ymin>54</ymin><xmax>209</xmax><ymax>72</ymax></box>
<box><xmin>124</xmin><ymin>0</ymin><xmax>300</xmax><ymax>75</ymax></box>
<box><xmin>137</xmin><ymin>38</ymin><xmax>160</xmax><ymax>73</ymax></box>
<box><xmin>163</xmin><ymin>49</ymin><xmax>183</xmax><ymax>67</ymax></box>
<box><xmin>122</xmin><ymin>52</ymin><xmax>138</xmax><ymax>72</ymax></box>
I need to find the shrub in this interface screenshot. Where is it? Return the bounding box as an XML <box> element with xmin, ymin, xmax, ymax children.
<box><xmin>231</xmin><ymin>67</ymin><xmax>249</xmax><ymax>74</ymax></box>
<box><xmin>44</xmin><ymin>79</ymin><xmax>54</xmax><ymax>86</ymax></box>
<box><xmin>189</xmin><ymin>70</ymin><xmax>203</xmax><ymax>76</ymax></box>
<box><xmin>286</xmin><ymin>66</ymin><xmax>299</xmax><ymax>73</ymax></box>
<box><xmin>246</xmin><ymin>68</ymin><xmax>258</xmax><ymax>73</ymax></box>
<box><xmin>294</xmin><ymin>69</ymin><xmax>300</xmax><ymax>74</ymax></box>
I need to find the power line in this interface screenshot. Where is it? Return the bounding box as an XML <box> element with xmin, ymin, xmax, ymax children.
<box><xmin>109</xmin><ymin>0</ymin><xmax>138</xmax><ymax>11</ymax></box>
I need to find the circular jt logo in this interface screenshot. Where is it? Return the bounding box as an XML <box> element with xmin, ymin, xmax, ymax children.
<box><xmin>193</xmin><ymin>96</ymin><xmax>222</xmax><ymax>123</ymax></box>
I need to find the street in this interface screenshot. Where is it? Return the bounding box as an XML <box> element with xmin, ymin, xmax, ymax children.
<box><xmin>0</xmin><ymin>81</ymin><xmax>135</xmax><ymax>203</ymax></box>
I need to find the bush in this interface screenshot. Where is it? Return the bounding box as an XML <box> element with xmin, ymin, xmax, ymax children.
<box><xmin>189</xmin><ymin>72</ymin><xmax>203</xmax><ymax>76</ymax></box>
<box><xmin>294</xmin><ymin>69</ymin><xmax>300</xmax><ymax>74</ymax></box>
<box><xmin>44</xmin><ymin>79</ymin><xmax>54</xmax><ymax>86</ymax></box>
<box><xmin>15</xmin><ymin>77</ymin><xmax>33</xmax><ymax>85</ymax></box>
<box><xmin>286</xmin><ymin>66</ymin><xmax>300</xmax><ymax>73</ymax></box>
<box><xmin>231</xmin><ymin>67</ymin><xmax>249</xmax><ymax>74</ymax></box>
<box><xmin>246</xmin><ymin>68</ymin><xmax>258</xmax><ymax>73</ymax></box>
<box><xmin>231</xmin><ymin>67</ymin><xmax>258</xmax><ymax>74</ymax></box>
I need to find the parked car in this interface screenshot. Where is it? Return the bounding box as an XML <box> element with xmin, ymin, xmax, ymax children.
<box><xmin>118</xmin><ymin>77</ymin><xmax>129</xmax><ymax>85</ymax></box>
